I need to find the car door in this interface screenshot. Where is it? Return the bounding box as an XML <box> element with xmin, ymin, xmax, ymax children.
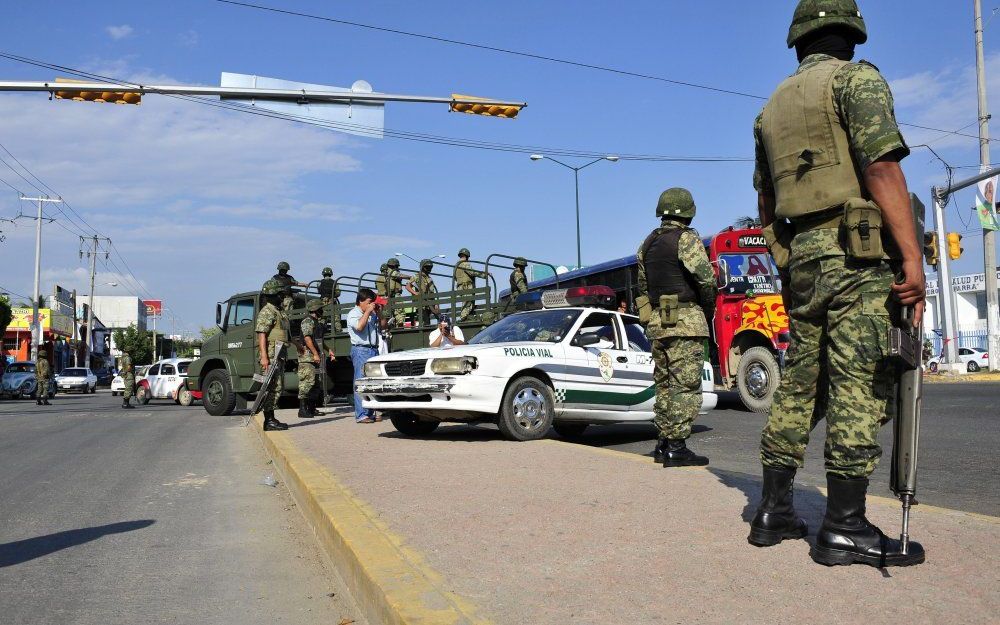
<box><xmin>226</xmin><ymin>297</ymin><xmax>257</xmax><ymax>380</ymax></box>
<box><xmin>619</xmin><ymin>316</ymin><xmax>657</xmax><ymax>419</ymax></box>
<box><xmin>157</xmin><ymin>363</ymin><xmax>177</xmax><ymax>398</ymax></box>
<box><xmin>145</xmin><ymin>363</ymin><xmax>161</xmax><ymax>396</ymax></box>
<box><xmin>560</xmin><ymin>311</ymin><xmax>634</xmax><ymax>418</ymax></box>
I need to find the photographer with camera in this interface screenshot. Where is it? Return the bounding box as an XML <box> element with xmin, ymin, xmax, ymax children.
<box><xmin>429</xmin><ymin>315</ymin><xmax>465</xmax><ymax>349</ymax></box>
<box><xmin>348</xmin><ymin>288</ymin><xmax>388</xmax><ymax>423</ymax></box>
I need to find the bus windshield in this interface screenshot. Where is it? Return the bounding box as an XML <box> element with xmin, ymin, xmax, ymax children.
<box><xmin>719</xmin><ymin>253</ymin><xmax>778</xmax><ymax>296</ymax></box>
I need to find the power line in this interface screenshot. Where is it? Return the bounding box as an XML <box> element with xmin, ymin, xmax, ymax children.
<box><xmin>0</xmin><ymin>285</ymin><xmax>31</xmax><ymax>300</ymax></box>
<box><xmin>212</xmin><ymin>0</ymin><xmax>996</xmax><ymax>144</ymax></box>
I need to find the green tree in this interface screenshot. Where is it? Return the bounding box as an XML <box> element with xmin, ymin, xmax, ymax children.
<box><xmin>0</xmin><ymin>294</ymin><xmax>11</xmax><ymax>339</ymax></box>
<box><xmin>172</xmin><ymin>337</ymin><xmax>202</xmax><ymax>358</ymax></box>
<box><xmin>734</xmin><ymin>215</ymin><xmax>762</xmax><ymax>229</ymax></box>
<box><xmin>112</xmin><ymin>324</ymin><xmax>154</xmax><ymax>365</ymax></box>
<box><xmin>199</xmin><ymin>326</ymin><xmax>220</xmax><ymax>342</ymax></box>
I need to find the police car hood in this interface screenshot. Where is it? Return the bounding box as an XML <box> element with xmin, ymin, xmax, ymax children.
<box><xmin>370</xmin><ymin>342</ymin><xmax>550</xmax><ymax>362</ymax></box>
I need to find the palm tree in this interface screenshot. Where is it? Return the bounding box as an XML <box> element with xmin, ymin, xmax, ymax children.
<box><xmin>734</xmin><ymin>215</ymin><xmax>761</xmax><ymax>229</ymax></box>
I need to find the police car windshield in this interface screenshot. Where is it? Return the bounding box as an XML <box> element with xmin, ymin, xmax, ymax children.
<box><xmin>6</xmin><ymin>363</ymin><xmax>33</xmax><ymax>373</ymax></box>
<box><xmin>720</xmin><ymin>253</ymin><xmax>779</xmax><ymax>295</ymax></box>
<box><xmin>470</xmin><ymin>310</ymin><xmax>582</xmax><ymax>345</ymax></box>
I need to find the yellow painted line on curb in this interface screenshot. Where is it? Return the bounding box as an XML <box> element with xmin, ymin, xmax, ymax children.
<box><xmin>541</xmin><ymin>438</ymin><xmax>1000</xmax><ymax>524</ymax></box>
<box><xmin>252</xmin><ymin>413</ymin><xmax>492</xmax><ymax>625</ymax></box>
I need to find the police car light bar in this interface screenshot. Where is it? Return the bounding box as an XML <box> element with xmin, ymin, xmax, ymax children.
<box><xmin>540</xmin><ymin>286</ymin><xmax>617</xmax><ymax>310</ymax></box>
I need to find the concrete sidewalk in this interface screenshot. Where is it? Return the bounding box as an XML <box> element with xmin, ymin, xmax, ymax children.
<box><xmin>261</xmin><ymin>407</ymin><xmax>999</xmax><ymax>625</ymax></box>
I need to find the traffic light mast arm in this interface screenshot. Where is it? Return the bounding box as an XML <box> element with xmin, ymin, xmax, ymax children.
<box><xmin>0</xmin><ymin>81</ymin><xmax>527</xmax><ymax>109</ymax></box>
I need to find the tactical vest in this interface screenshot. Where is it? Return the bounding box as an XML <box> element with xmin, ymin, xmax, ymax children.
<box><xmin>641</xmin><ymin>228</ymin><xmax>698</xmax><ymax>303</ymax></box>
<box><xmin>318</xmin><ymin>278</ymin><xmax>334</xmax><ymax>299</ymax></box>
<box><xmin>272</xmin><ymin>273</ymin><xmax>294</xmax><ymax>288</ymax></box>
<box><xmin>759</xmin><ymin>59</ymin><xmax>865</xmax><ymax>219</ymax></box>
<box><xmin>375</xmin><ymin>274</ymin><xmax>388</xmax><ymax>297</ymax></box>
<box><xmin>455</xmin><ymin>262</ymin><xmax>473</xmax><ymax>287</ymax></box>
<box><xmin>265</xmin><ymin>304</ymin><xmax>288</xmax><ymax>343</ymax></box>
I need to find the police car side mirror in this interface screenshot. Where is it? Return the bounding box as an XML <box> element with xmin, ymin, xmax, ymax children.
<box><xmin>572</xmin><ymin>333</ymin><xmax>601</xmax><ymax>348</ymax></box>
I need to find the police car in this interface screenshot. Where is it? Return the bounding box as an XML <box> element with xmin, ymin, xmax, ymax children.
<box><xmin>357</xmin><ymin>286</ymin><xmax>717</xmax><ymax>441</ymax></box>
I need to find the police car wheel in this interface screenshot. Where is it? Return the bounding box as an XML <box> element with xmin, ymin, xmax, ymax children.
<box><xmin>178</xmin><ymin>389</ymin><xmax>194</xmax><ymax>407</ymax></box>
<box><xmin>388</xmin><ymin>411</ymin><xmax>439</xmax><ymax>436</ymax></box>
<box><xmin>498</xmin><ymin>377</ymin><xmax>555</xmax><ymax>442</ymax></box>
<box><xmin>552</xmin><ymin>422</ymin><xmax>589</xmax><ymax>439</ymax></box>
<box><xmin>736</xmin><ymin>346</ymin><xmax>780</xmax><ymax>414</ymax></box>
<box><xmin>137</xmin><ymin>386</ymin><xmax>151</xmax><ymax>405</ymax></box>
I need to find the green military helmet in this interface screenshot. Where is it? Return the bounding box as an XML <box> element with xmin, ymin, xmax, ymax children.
<box><xmin>787</xmin><ymin>0</ymin><xmax>867</xmax><ymax>48</ymax></box>
<box><xmin>458</xmin><ymin>248</ymin><xmax>471</xmax><ymax>258</ymax></box>
<box><xmin>513</xmin><ymin>257</ymin><xmax>528</xmax><ymax>268</ymax></box>
<box><xmin>420</xmin><ymin>259</ymin><xmax>434</xmax><ymax>271</ymax></box>
<box><xmin>306</xmin><ymin>299</ymin><xmax>325</xmax><ymax>313</ymax></box>
<box><xmin>386</xmin><ymin>257</ymin><xmax>400</xmax><ymax>268</ymax></box>
<box><xmin>656</xmin><ymin>187</ymin><xmax>697</xmax><ymax>220</ymax></box>
<box><xmin>277</xmin><ymin>261</ymin><xmax>290</xmax><ymax>272</ymax></box>
<box><xmin>380</xmin><ymin>263</ymin><xmax>387</xmax><ymax>272</ymax></box>
<box><xmin>322</xmin><ymin>266</ymin><xmax>333</xmax><ymax>277</ymax></box>
<box><xmin>260</xmin><ymin>278</ymin><xmax>284</xmax><ymax>295</ymax></box>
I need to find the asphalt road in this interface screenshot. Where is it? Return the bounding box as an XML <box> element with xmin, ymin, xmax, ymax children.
<box><xmin>573</xmin><ymin>381</ymin><xmax>1000</xmax><ymax>517</ymax></box>
<box><xmin>0</xmin><ymin>390</ymin><xmax>365</xmax><ymax>625</ymax></box>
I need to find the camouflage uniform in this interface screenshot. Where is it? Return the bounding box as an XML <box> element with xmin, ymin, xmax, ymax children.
<box><xmin>121</xmin><ymin>352</ymin><xmax>135</xmax><ymax>403</ymax></box>
<box><xmin>754</xmin><ymin>53</ymin><xmax>910</xmax><ymax>479</ymax></box>
<box><xmin>638</xmin><ymin>221</ymin><xmax>716</xmax><ymax>441</ymax></box>
<box><xmin>386</xmin><ymin>265</ymin><xmax>409</xmax><ymax>326</ymax></box>
<box><xmin>297</xmin><ymin>315</ymin><xmax>318</xmax><ymax>401</ymax></box>
<box><xmin>455</xmin><ymin>257</ymin><xmax>487</xmax><ymax>321</ymax></box>
<box><xmin>407</xmin><ymin>270</ymin><xmax>438</xmax><ymax>326</ymax></box>
<box><xmin>35</xmin><ymin>356</ymin><xmax>50</xmax><ymax>404</ymax></box>
<box><xmin>255</xmin><ymin>301</ymin><xmax>289</xmax><ymax>412</ymax></box>
<box><xmin>509</xmin><ymin>268</ymin><xmax>528</xmax><ymax>297</ymax></box>
<box><xmin>273</xmin><ymin>269</ymin><xmax>298</xmax><ymax>311</ymax></box>
<box><xmin>319</xmin><ymin>278</ymin><xmax>336</xmax><ymax>304</ymax></box>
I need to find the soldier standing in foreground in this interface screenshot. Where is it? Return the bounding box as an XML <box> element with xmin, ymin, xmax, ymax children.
<box><xmin>405</xmin><ymin>259</ymin><xmax>439</xmax><ymax>326</ymax></box>
<box><xmin>256</xmin><ymin>279</ymin><xmax>291</xmax><ymax>431</ymax></box>
<box><xmin>748</xmin><ymin>0</ymin><xmax>926</xmax><ymax>567</ymax></box>
<box><xmin>34</xmin><ymin>353</ymin><xmax>51</xmax><ymax>406</ymax></box>
<box><xmin>455</xmin><ymin>248</ymin><xmax>487</xmax><ymax>322</ymax></box>
<box><xmin>296</xmin><ymin>299</ymin><xmax>325</xmax><ymax>419</ymax></box>
<box><xmin>509</xmin><ymin>257</ymin><xmax>529</xmax><ymax>298</ymax></box>
<box><xmin>120</xmin><ymin>350</ymin><xmax>134</xmax><ymax>409</ymax></box>
<box><xmin>637</xmin><ymin>188</ymin><xmax>716</xmax><ymax>467</ymax></box>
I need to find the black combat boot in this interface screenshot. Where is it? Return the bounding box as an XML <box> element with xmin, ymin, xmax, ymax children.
<box><xmin>36</xmin><ymin>397</ymin><xmax>43</xmax><ymax>406</ymax></box>
<box><xmin>263</xmin><ymin>410</ymin><xmax>288</xmax><ymax>431</ymax></box>
<box><xmin>748</xmin><ymin>466</ymin><xmax>808</xmax><ymax>547</ymax></box>
<box><xmin>653</xmin><ymin>438</ymin><xmax>670</xmax><ymax>464</ymax></box>
<box><xmin>661</xmin><ymin>439</ymin><xmax>709</xmax><ymax>467</ymax></box>
<box><xmin>122</xmin><ymin>397</ymin><xmax>132</xmax><ymax>409</ymax></box>
<box><xmin>297</xmin><ymin>399</ymin><xmax>314</xmax><ymax>419</ymax></box>
<box><xmin>811</xmin><ymin>475</ymin><xmax>925</xmax><ymax>567</ymax></box>
<box><xmin>43</xmin><ymin>397</ymin><xmax>51</xmax><ymax>406</ymax></box>
<box><xmin>309</xmin><ymin>398</ymin><xmax>321</xmax><ymax>417</ymax></box>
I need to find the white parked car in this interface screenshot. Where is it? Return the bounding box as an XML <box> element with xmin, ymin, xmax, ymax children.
<box><xmin>137</xmin><ymin>358</ymin><xmax>195</xmax><ymax>405</ymax></box>
<box><xmin>55</xmin><ymin>367</ymin><xmax>98</xmax><ymax>394</ymax></box>
<box><xmin>357</xmin><ymin>286</ymin><xmax>718</xmax><ymax>441</ymax></box>
<box><xmin>927</xmin><ymin>347</ymin><xmax>991</xmax><ymax>373</ymax></box>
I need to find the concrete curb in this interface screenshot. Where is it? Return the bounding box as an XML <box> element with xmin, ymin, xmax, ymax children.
<box><xmin>925</xmin><ymin>372</ymin><xmax>1000</xmax><ymax>383</ymax></box>
<box><xmin>251</xmin><ymin>412</ymin><xmax>492</xmax><ymax>625</ymax></box>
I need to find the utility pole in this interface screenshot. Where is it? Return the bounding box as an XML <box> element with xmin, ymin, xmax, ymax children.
<box><xmin>17</xmin><ymin>195</ymin><xmax>61</xmax><ymax>363</ymax></box>
<box><xmin>975</xmin><ymin>0</ymin><xmax>999</xmax><ymax>371</ymax></box>
<box><xmin>932</xmin><ymin>188</ymin><xmax>963</xmax><ymax>371</ymax></box>
<box><xmin>80</xmin><ymin>235</ymin><xmax>111</xmax><ymax>370</ymax></box>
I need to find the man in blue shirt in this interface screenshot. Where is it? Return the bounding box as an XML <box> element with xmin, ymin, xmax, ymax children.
<box><xmin>347</xmin><ymin>288</ymin><xmax>387</xmax><ymax>423</ymax></box>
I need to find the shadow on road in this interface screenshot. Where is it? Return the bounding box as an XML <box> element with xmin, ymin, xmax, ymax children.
<box><xmin>0</xmin><ymin>520</ymin><xmax>156</xmax><ymax>568</ymax></box>
<box><xmin>287</xmin><ymin>414</ymin><xmax>355</xmax><ymax>428</ymax></box>
<box><xmin>708</xmin><ymin>468</ymin><xmax>827</xmax><ymax>537</ymax></box>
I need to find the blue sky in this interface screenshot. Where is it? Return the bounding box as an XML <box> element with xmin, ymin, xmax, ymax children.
<box><xmin>0</xmin><ymin>0</ymin><xmax>997</xmax><ymax>333</ymax></box>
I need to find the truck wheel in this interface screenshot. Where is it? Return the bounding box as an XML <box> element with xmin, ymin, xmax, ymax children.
<box><xmin>498</xmin><ymin>376</ymin><xmax>554</xmax><ymax>441</ymax></box>
<box><xmin>388</xmin><ymin>411</ymin><xmax>439</xmax><ymax>436</ymax></box>
<box><xmin>136</xmin><ymin>386</ymin><xmax>151</xmax><ymax>405</ymax></box>
<box><xmin>552</xmin><ymin>422</ymin><xmax>588</xmax><ymax>439</ymax></box>
<box><xmin>736</xmin><ymin>346</ymin><xmax>780</xmax><ymax>414</ymax></box>
<box><xmin>202</xmin><ymin>369</ymin><xmax>237</xmax><ymax>416</ymax></box>
<box><xmin>178</xmin><ymin>389</ymin><xmax>194</xmax><ymax>407</ymax></box>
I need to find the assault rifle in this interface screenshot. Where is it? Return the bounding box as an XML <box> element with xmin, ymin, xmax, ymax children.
<box><xmin>246</xmin><ymin>341</ymin><xmax>287</xmax><ymax>424</ymax></box>
<box><xmin>887</xmin><ymin>194</ymin><xmax>926</xmax><ymax>554</ymax></box>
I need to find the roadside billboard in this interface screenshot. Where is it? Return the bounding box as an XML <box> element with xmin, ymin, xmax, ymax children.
<box><xmin>143</xmin><ymin>299</ymin><xmax>162</xmax><ymax>319</ymax></box>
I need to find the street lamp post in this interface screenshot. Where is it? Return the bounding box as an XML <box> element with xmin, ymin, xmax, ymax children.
<box><xmin>530</xmin><ymin>154</ymin><xmax>619</xmax><ymax>268</ymax></box>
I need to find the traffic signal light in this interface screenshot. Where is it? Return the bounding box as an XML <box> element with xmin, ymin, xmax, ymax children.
<box><xmin>947</xmin><ymin>232</ymin><xmax>964</xmax><ymax>260</ymax></box>
<box><xmin>923</xmin><ymin>232</ymin><xmax>939</xmax><ymax>267</ymax></box>
<box><xmin>449</xmin><ymin>94</ymin><xmax>522</xmax><ymax>119</ymax></box>
<box><xmin>53</xmin><ymin>78</ymin><xmax>141</xmax><ymax>105</ymax></box>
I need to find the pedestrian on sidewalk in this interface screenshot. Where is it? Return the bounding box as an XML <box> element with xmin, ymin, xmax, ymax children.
<box><xmin>348</xmin><ymin>288</ymin><xmax>387</xmax><ymax>423</ymax></box>
<box><xmin>748</xmin><ymin>0</ymin><xmax>926</xmax><ymax>567</ymax></box>
<box><xmin>637</xmin><ymin>187</ymin><xmax>717</xmax><ymax>467</ymax></box>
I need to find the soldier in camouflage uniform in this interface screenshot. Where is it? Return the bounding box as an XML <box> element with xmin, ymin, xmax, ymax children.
<box><xmin>318</xmin><ymin>267</ymin><xmax>336</xmax><ymax>304</ymax></box>
<box><xmin>637</xmin><ymin>188</ymin><xmax>716</xmax><ymax>467</ymax></box>
<box><xmin>455</xmin><ymin>248</ymin><xmax>488</xmax><ymax>322</ymax></box>
<box><xmin>273</xmin><ymin>261</ymin><xmax>305</xmax><ymax>311</ymax></box>
<box><xmin>385</xmin><ymin>258</ymin><xmax>410</xmax><ymax>327</ymax></box>
<box><xmin>405</xmin><ymin>259</ymin><xmax>439</xmax><ymax>326</ymax></box>
<box><xmin>256</xmin><ymin>278</ymin><xmax>291</xmax><ymax>431</ymax></box>
<box><xmin>296</xmin><ymin>299</ymin><xmax>325</xmax><ymax>419</ymax></box>
<box><xmin>374</xmin><ymin>263</ymin><xmax>389</xmax><ymax>297</ymax></box>
<box><xmin>120</xmin><ymin>350</ymin><xmax>135</xmax><ymax>409</ymax></box>
<box><xmin>34</xmin><ymin>354</ymin><xmax>51</xmax><ymax>406</ymax></box>
<box><xmin>510</xmin><ymin>258</ymin><xmax>528</xmax><ymax>297</ymax></box>
<box><xmin>748</xmin><ymin>0</ymin><xmax>926</xmax><ymax>567</ymax></box>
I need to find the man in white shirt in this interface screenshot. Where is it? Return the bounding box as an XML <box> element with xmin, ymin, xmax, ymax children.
<box><xmin>429</xmin><ymin>317</ymin><xmax>465</xmax><ymax>349</ymax></box>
